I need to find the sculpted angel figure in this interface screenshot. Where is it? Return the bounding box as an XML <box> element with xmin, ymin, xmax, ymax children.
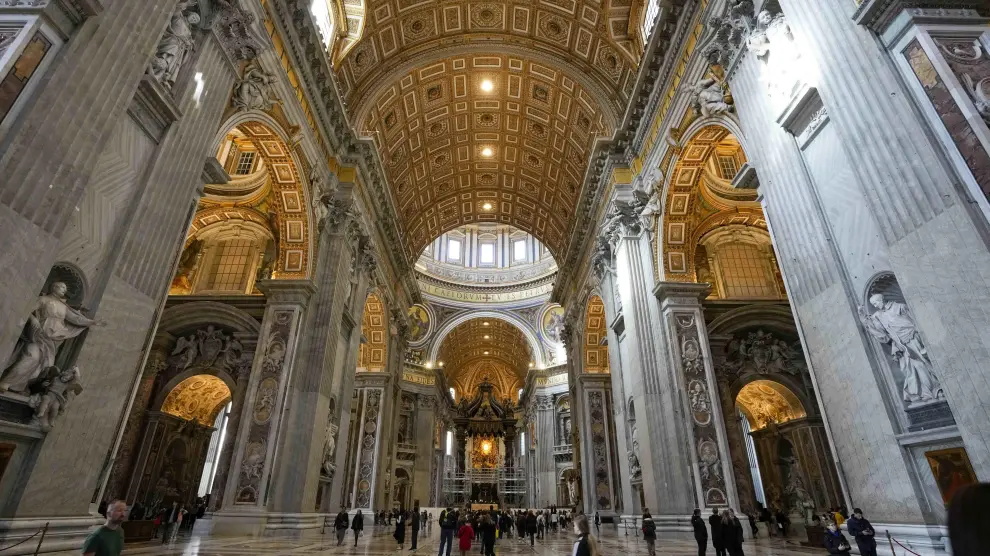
<box><xmin>170</xmin><ymin>334</ymin><xmax>199</xmax><ymax>370</ymax></box>
<box><xmin>859</xmin><ymin>293</ymin><xmax>944</xmax><ymax>405</ymax></box>
<box><xmin>232</xmin><ymin>63</ymin><xmax>277</xmax><ymax>111</ymax></box>
<box><xmin>688</xmin><ymin>77</ymin><xmax>733</xmax><ymax>118</ymax></box>
<box><xmin>1</xmin><ymin>282</ymin><xmax>105</xmax><ymax>393</ymax></box>
<box><xmin>149</xmin><ymin>1</ymin><xmax>200</xmax><ymax>89</ymax></box>
<box><xmin>29</xmin><ymin>365</ymin><xmax>83</xmax><ymax>432</ymax></box>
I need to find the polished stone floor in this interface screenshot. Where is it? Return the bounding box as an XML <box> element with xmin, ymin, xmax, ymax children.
<box><xmin>119</xmin><ymin>521</ymin><xmax>825</xmax><ymax>555</ymax></box>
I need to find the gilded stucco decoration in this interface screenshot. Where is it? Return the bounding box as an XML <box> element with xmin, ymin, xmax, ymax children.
<box><xmin>583</xmin><ymin>295</ymin><xmax>609</xmax><ymax>373</ymax></box>
<box><xmin>355</xmin><ymin>52</ymin><xmax>618</xmax><ymax>258</ymax></box>
<box><xmin>471</xmin><ymin>435</ymin><xmax>500</xmax><ymax>468</ymax></box>
<box><xmin>735</xmin><ymin>379</ymin><xmax>806</xmax><ymax>430</ymax></box>
<box><xmin>661</xmin><ymin>124</ymin><xmax>764</xmax><ymax>281</ymax></box>
<box><xmin>160</xmin><ymin>374</ymin><xmax>232</xmax><ymax>426</ymax></box>
<box><xmin>438</xmin><ymin>318</ymin><xmax>531</xmax><ymax>398</ymax></box>
<box><xmin>359</xmin><ymin>293</ymin><xmax>388</xmax><ymax>371</ymax></box>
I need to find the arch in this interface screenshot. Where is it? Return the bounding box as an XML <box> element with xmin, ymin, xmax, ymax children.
<box><xmin>203</xmin><ymin>113</ymin><xmax>315</xmax><ymax>279</ymax></box>
<box><xmin>157</xmin><ymin>301</ymin><xmax>262</xmax><ymax>337</ymax></box>
<box><xmin>159</xmin><ymin>373</ymin><xmax>233</xmax><ymax>426</ymax></box>
<box><xmin>733</xmin><ymin>379</ymin><xmax>807</xmax><ymax>431</ymax></box>
<box><xmin>583</xmin><ymin>295</ymin><xmax>609</xmax><ymax>374</ymax></box>
<box><xmin>153</xmin><ymin>367</ymin><xmax>237</xmax><ymax>415</ymax></box>
<box><xmin>438</xmin><ymin>318</ymin><xmax>532</xmax><ymax>399</ymax></box>
<box><xmin>427</xmin><ymin>310</ymin><xmax>545</xmax><ymax>368</ymax></box>
<box><xmin>359</xmin><ymin>292</ymin><xmax>388</xmax><ymax>371</ymax></box>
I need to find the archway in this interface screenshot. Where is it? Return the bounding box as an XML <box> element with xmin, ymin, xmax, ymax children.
<box><xmin>436</xmin><ymin>318</ymin><xmax>532</xmax><ymax>401</ymax></box>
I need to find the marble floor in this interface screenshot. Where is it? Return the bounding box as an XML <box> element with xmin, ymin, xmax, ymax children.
<box><xmin>119</xmin><ymin>521</ymin><xmax>825</xmax><ymax>555</ymax></box>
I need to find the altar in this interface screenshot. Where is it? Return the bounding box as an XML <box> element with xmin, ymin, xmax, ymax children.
<box><xmin>471</xmin><ymin>503</ymin><xmax>499</xmax><ymax>511</ymax></box>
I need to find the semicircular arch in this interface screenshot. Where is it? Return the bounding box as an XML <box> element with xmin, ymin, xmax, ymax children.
<box><xmin>428</xmin><ymin>310</ymin><xmax>545</xmax><ymax>368</ymax></box>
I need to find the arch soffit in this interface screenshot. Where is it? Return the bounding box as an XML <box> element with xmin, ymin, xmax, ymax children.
<box><xmin>428</xmin><ymin>311</ymin><xmax>545</xmax><ymax>367</ymax></box>
<box><xmin>158</xmin><ymin>301</ymin><xmax>262</xmax><ymax>337</ymax></box>
<box><xmin>154</xmin><ymin>368</ymin><xmax>237</xmax><ymax>420</ymax></box>
<box><xmin>731</xmin><ymin>376</ymin><xmax>812</xmax><ymax>426</ymax></box>
<box><xmin>658</xmin><ymin>122</ymin><xmax>763</xmax><ymax>281</ymax></box>
<box><xmin>438</xmin><ymin>318</ymin><xmax>533</xmax><ymax>378</ymax></box>
<box><xmin>205</xmin><ymin>112</ymin><xmax>315</xmax><ymax>279</ymax></box>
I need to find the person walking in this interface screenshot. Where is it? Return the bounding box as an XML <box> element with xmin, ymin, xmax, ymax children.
<box><xmin>438</xmin><ymin>507</ymin><xmax>457</xmax><ymax>556</ymax></box>
<box><xmin>457</xmin><ymin>518</ymin><xmax>475</xmax><ymax>556</ymax></box>
<box><xmin>948</xmin><ymin>483</ymin><xmax>990</xmax><ymax>556</ymax></box>
<box><xmin>82</xmin><ymin>500</ymin><xmax>126</xmax><ymax>556</ymax></box>
<box><xmin>846</xmin><ymin>508</ymin><xmax>876</xmax><ymax>556</ymax></box>
<box><xmin>480</xmin><ymin>514</ymin><xmax>497</xmax><ymax>556</ymax></box>
<box><xmin>571</xmin><ymin>514</ymin><xmax>600</xmax><ymax>556</ymax></box>
<box><xmin>352</xmin><ymin>509</ymin><xmax>365</xmax><ymax>547</ymax></box>
<box><xmin>334</xmin><ymin>508</ymin><xmax>350</xmax><ymax>546</ymax></box>
<box><xmin>394</xmin><ymin>511</ymin><xmax>407</xmax><ymax>551</ymax></box>
<box><xmin>410</xmin><ymin>506</ymin><xmax>421</xmax><ymax>551</ymax></box>
<box><xmin>526</xmin><ymin>510</ymin><xmax>538</xmax><ymax>547</ymax></box>
<box><xmin>710</xmin><ymin>508</ymin><xmax>725</xmax><ymax>556</ymax></box>
<box><xmin>537</xmin><ymin>511</ymin><xmax>545</xmax><ymax>539</ymax></box>
<box><xmin>594</xmin><ymin>511</ymin><xmax>601</xmax><ymax>535</ymax></box>
<box><xmin>160</xmin><ymin>502</ymin><xmax>178</xmax><ymax>545</ymax></box>
<box><xmin>720</xmin><ymin>509</ymin><xmax>745</xmax><ymax>556</ymax></box>
<box><xmin>691</xmin><ymin>508</ymin><xmax>708</xmax><ymax>556</ymax></box>
<box><xmin>642</xmin><ymin>510</ymin><xmax>657</xmax><ymax>556</ymax></box>
<box><xmin>824</xmin><ymin>521</ymin><xmax>851</xmax><ymax>555</ymax></box>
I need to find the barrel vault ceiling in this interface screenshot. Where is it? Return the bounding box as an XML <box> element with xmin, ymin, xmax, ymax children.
<box><xmin>335</xmin><ymin>0</ymin><xmax>642</xmax><ymax>259</ymax></box>
<box><xmin>438</xmin><ymin>318</ymin><xmax>533</xmax><ymax>397</ymax></box>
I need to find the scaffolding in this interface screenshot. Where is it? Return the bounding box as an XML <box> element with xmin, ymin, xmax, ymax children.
<box><xmin>441</xmin><ymin>467</ymin><xmax>528</xmax><ymax>508</ymax></box>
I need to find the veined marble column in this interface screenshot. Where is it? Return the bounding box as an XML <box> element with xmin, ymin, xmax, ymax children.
<box><xmin>654</xmin><ymin>283</ymin><xmax>738</xmax><ymax>511</ymax></box>
<box><xmin>410</xmin><ymin>394</ymin><xmax>437</xmax><ymax>506</ymax></box>
<box><xmin>533</xmin><ymin>394</ymin><xmax>556</xmax><ymax>508</ymax></box>
<box><xmin>577</xmin><ymin>375</ymin><xmax>617</xmax><ymax>516</ymax></box>
<box><xmin>349</xmin><ymin>371</ymin><xmax>392</xmax><ymax>517</ymax></box>
<box><xmin>212</xmin><ymin>280</ymin><xmax>313</xmax><ymax>536</ymax></box>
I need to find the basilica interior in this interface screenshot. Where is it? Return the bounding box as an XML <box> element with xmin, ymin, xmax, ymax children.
<box><xmin>0</xmin><ymin>0</ymin><xmax>989</xmax><ymax>554</ymax></box>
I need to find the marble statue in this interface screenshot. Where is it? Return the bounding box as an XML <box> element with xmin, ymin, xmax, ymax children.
<box><xmin>859</xmin><ymin>293</ymin><xmax>944</xmax><ymax>405</ymax></box>
<box><xmin>232</xmin><ymin>63</ymin><xmax>277</xmax><ymax>111</ymax></box>
<box><xmin>627</xmin><ymin>449</ymin><xmax>642</xmax><ymax>479</ymax></box>
<box><xmin>28</xmin><ymin>365</ymin><xmax>83</xmax><ymax>432</ymax></box>
<box><xmin>748</xmin><ymin>11</ymin><xmax>801</xmax><ymax>102</ymax></box>
<box><xmin>171</xmin><ymin>238</ymin><xmax>203</xmax><ymax>292</ymax></box>
<box><xmin>148</xmin><ymin>1</ymin><xmax>200</xmax><ymax>89</ymax></box>
<box><xmin>1</xmin><ymin>282</ymin><xmax>104</xmax><ymax>393</ymax></box>
<box><xmin>170</xmin><ymin>334</ymin><xmax>198</xmax><ymax>370</ymax></box>
<box><xmin>321</xmin><ymin>418</ymin><xmax>338</xmax><ymax>479</ymax></box>
<box><xmin>567</xmin><ymin>477</ymin><xmax>578</xmax><ymax>506</ymax></box>
<box><xmin>687</xmin><ymin>77</ymin><xmax>733</xmax><ymax>118</ymax></box>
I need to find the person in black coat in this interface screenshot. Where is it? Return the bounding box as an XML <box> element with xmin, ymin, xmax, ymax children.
<box><xmin>642</xmin><ymin>511</ymin><xmax>657</xmax><ymax>556</ymax></box>
<box><xmin>334</xmin><ymin>508</ymin><xmax>350</xmax><ymax>546</ymax></box>
<box><xmin>352</xmin><ymin>509</ymin><xmax>364</xmax><ymax>547</ymax></box>
<box><xmin>480</xmin><ymin>514</ymin><xmax>497</xmax><ymax>556</ymax></box>
<box><xmin>823</xmin><ymin>522</ymin><xmax>851</xmax><ymax>555</ymax></box>
<box><xmin>719</xmin><ymin>509</ymin><xmax>745</xmax><ymax>556</ymax></box>
<box><xmin>709</xmin><ymin>508</ymin><xmax>725</xmax><ymax>556</ymax></box>
<box><xmin>410</xmin><ymin>506</ymin><xmax>421</xmax><ymax>550</ymax></box>
<box><xmin>845</xmin><ymin>508</ymin><xmax>876</xmax><ymax>556</ymax></box>
<box><xmin>394</xmin><ymin>511</ymin><xmax>407</xmax><ymax>550</ymax></box>
<box><xmin>691</xmin><ymin>508</ymin><xmax>708</xmax><ymax>556</ymax></box>
<box><xmin>526</xmin><ymin>510</ymin><xmax>538</xmax><ymax>546</ymax></box>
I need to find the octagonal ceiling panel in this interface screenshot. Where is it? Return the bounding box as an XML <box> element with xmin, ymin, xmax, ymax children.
<box><xmin>359</xmin><ymin>53</ymin><xmax>615</xmax><ymax>258</ymax></box>
<box><xmin>438</xmin><ymin>318</ymin><xmax>533</xmax><ymax>387</ymax></box>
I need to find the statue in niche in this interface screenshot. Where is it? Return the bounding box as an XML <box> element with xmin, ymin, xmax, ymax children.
<box><xmin>686</xmin><ymin>76</ymin><xmax>734</xmax><ymax>118</ymax></box>
<box><xmin>321</xmin><ymin>417</ymin><xmax>338</xmax><ymax>479</ymax></box>
<box><xmin>232</xmin><ymin>63</ymin><xmax>277</xmax><ymax>111</ymax></box>
<box><xmin>859</xmin><ymin>293</ymin><xmax>944</xmax><ymax>406</ymax></box>
<box><xmin>148</xmin><ymin>1</ymin><xmax>201</xmax><ymax>89</ymax></box>
<box><xmin>748</xmin><ymin>10</ymin><xmax>802</xmax><ymax>103</ymax></box>
<box><xmin>567</xmin><ymin>477</ymin><xmax>578</xmax><ymax>506</ymax></box>
<box><xmin>781</xmin><ymin>456</ymin><xmax>814</xmax><ymax>519</ymax></box>
<box><xmin>28</xmin><ymin>365</ymin><xmax>83</xmax><ymax>432</ymax></box>
<box><xmin>1</xmin><ymin>282</ymin><xmax>105</xmax><ymax>393</ymax></box>
<box><xmin>628</xmin><ymin>424</ymin><xmax>642</xmax><ymax>479</ymax></box>
<box><xmin>171</xmin><ymin>238</ymin><xmax>203</xmax><ymax>293</ymax></box>
<box><xmin>256</xmin><ymin>240</ymin><xmax>276</xmax><ymax>282</ymax></box>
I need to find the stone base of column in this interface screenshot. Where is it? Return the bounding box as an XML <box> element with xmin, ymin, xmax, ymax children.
<box><xmin>211</xmin><ymin>510</ymin><xmax>327</xmax><ymax>538</ymax></box>
<box><xmin>0</xmin><ymin>515</ymin><xmax>101</xmax><ymax>555</ymax></box>
<box><xmin>652</xmin><ymin>514</ymin><xmax>694</xmax><ymax>539</ymax></box>
<box><xmin>842</xmin><ymin>522</ymin><xmax>948</xmax><ymax>556</ymax></box>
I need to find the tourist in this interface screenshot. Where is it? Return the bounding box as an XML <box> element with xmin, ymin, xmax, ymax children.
<box><xmin>537</xmin><ymin>511</ymin><xmax>545</xmax><ymax>538</ymax></box>
<box><xmin>720</xmin><ymin>509</ymin><xmax>745</xmax><ymax>556</ymax></box>
<box><xmin>170</xmin><ymin>506</ymin><xmax>185</xmax><ymax>542</ymax></box>
<box><xmin>129</xmin><ymin>501</ymin><xmax>144</xmax><ymax>521</ymax></box>
<box><xmin>832</xmin><ymin>507</ymin><xmax>845</xmax><ymax>527</ymax></box>
<box><xmin>747</xmin><ymin>512</ymin><xmax>758</xmax><ymax>537</ymax></box>
<box><xmin>161</xmin><ymin>502</ymin><xmax>179</xmax><ymax>545</ymax></box>
<box><xmin>758</xmin><ymin>503</ymin><xmax>771</xmax><ymax>537</ymax></box>
<box><xmin>334</xmin><ymin>508</ymin><xmax>349</xmax><ymax>546</ymax></box>
<box><xmin>498</xmin><ymin>511</ymin><xmax>511</xmax><ymax>539</ymax></box>
<box><xmin>410</xmin><ymin>505</ymin><xmax>420</xmax><ymax>551</ymax></box>
<box><xmin>526</xmin><ymin>509</ymin><xmax>538</xmax><ymax>546</ymax></box>
<box><xmin>948</xmin><ymin>483</ymin><xmax>990</xmax><ymax>556</ymax></box>
<box><xmin>775</xmin><ymin>508</ymin><xmax>790</xmax><ymax>537</ymax></box>
<box><xmin>710</xmin><ymin>507</ymin><xmax>725</xmax><ymax>556</ymax></box>
<box><xmin>846</xmin><ymin>508</ymin><xmax>876</xmax><ymax>556</ymax></box>
<box><xmin>691</xmin><ymin>508</ymin><xmax>708</xmax><ymax>556</ymax></box>
<box><xmin>82</xmin><ymin>499</ymin><xmax>126</xmax><ymax>556</ymax></box>
<box><xmin>823</xmin><ymin>521</ymin><xmax>851</xmax><ymax>554</ymax></box>
<box><xmin>457</xmin><ymin>518</ymin><xmax>475</xmax><ymax>556</ymax></box>
<box><xmin>352</xmin><ymin>509</ymin><xmax>364</xmax><ymax>547</ymax></box>
<box><xmin>642</xmin><ymin>509</ymin><xmax>657</xmax><ymax>556</ymax></box>
<box><xmin>571</xmin><ymin>514</ymin><xmax>600</xmax><ymax>556</ymax></box>
<box><xmin>515</xmin><ymin>512</ymin><xmax>525</xmax><ymax>539</ymax></box>
<box><xmin>594</xmin><ymin>511</ymin><xmax>601</xmax><ymax>535</ymax></box>
<box><xmin>480</xmin><ymin>514</ymin><xmax>497</xmax><ymax>556</ymax></box>
<box><xmin>394</xmin><ymin>510</ymin><xmax>407</xmax><ymax>551</ymax></box>
<box><xmin>438</xmin><ymin>507</ymin><xmax>457</xmax><ymax>556</ymax></box>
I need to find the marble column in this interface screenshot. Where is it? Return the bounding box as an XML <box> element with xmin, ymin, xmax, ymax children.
<box><xmin>348</xmin><ymin>380</ymin><xmax>388</xmax><ymax>514</ymax></box>
<box><xmin>609</xmin><ymin>214</ymin><xmax>696</xmax><ymax>528</ymax></box>
<box><xmin>533</xmin><ymin>394</ymin><xmax>556</xmax><ymax>508</ymax></box>
<box><xmin>209</xmin><ymin>357</ymin><xmax>254</xmax><ymax>511</ymax></box>
<box><xmin>212</xmin><ymin>280</ymin><xmax>314</xmax><ymax>536</ymax></box>
<box><xmin>654</xmin><ymin>282</ymin><xmax>738</xmax><ymax>511</ymax></box>
<box><xmin>410</xmin><ymin>394</ymin><xmax>437</xmax><ymax>506</ymax></box>
<box><xmin>577</xmin><ymin>375</ymin><xmax>617</xmax><ymax>516</ymax></box>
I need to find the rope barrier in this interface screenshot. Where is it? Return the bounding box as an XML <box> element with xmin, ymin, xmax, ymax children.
<box><xmin>0</xmin><ymin>522</ymin><xmax>47</xmax><ymax>553</ymax></box>
<box><xmin>885</xmin><ymin>530</ymin><xmax>923</xmax><ymax>556</ymax></box>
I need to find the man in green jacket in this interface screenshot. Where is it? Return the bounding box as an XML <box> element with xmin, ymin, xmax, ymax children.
<box><xmin>82</xmin><ymin>500</ymin><xmax>126</xmax><ymax>556</ymax></box>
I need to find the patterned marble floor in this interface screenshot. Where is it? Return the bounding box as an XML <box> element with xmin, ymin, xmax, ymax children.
<box><xmin>119</xmin><ymin>521</ymin><xmax>826</xmax><ymax>555</ymax></box>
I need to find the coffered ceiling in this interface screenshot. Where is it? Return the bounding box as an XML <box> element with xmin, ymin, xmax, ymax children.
<box><xmin>438</xmin><ymin>318</ymin><xmax>532</xmax><ymax>391</ymax></box>
<box><xmin>336</xmin><ymin>0</ymin><xmax>642</xmax><ymax>259</ymax></box>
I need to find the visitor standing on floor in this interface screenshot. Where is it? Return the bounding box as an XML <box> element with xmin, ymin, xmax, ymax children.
<box><xmin>334</xmin><ymin>508</ymin><xmax>349</xmax><ymax>546</ymax></box>
<box><xmin>82</xmin><ymin>499</ymin><xmax>126</xmax><ymax>556</ymax></box>
<box><xmin>948</xmin><ymin>483</ymin><xmax>990</xmax><ymax>556</ymax></box>
<box><xmin>410</xmin><ymin>505</ymin><xmax>420</xmax><ymax>551</ymax></box>
<box><xmin>710</xmin><ymin>508</ymin><xmax>725</xmax><ymax>556</ymax></box>
<box><xmin>526</xmin><ymin>509</ymin><xmax>538</xmax><ymax>546</ymax></box>
<box><xmin>160</xmin><ymin>502</ymin><xmax>178</xmax><ymax>545</ymax></box>
<box><xmin>691</xmin><ymin>508</ymin><xmax>708</xmax><ymax>556</ymax></box>
<box><xmin>571</xmin><ymin>514</ymin><xmax>600</xmax><ymax>556</ymax></box>
<box><xmin>845</xmin><ymin>508</ymin><xmax>876</xmax><ymax>556</ymax></box>
<box><xmin>438</xmin><ymin>507</ymin><xmax>457</xmax><ymax>556</ymax></box>
<box><xmin>352</xmin><ymin>509</ymin><xmax>364</xmax><ymax>547</ymax></box>
<box><xmin>594</xmin><ymin>511</ymin><xmax>601</xmax><ymax>535</ymax></box>
<box><xmin>480</xmin><ymin>514</ymin><xmax>497</xmax><ymax>556</ymax></box>
<box><xmin>457</xmin><ymin>518</ymin><xmax>474</xmax><ymax>556</ymax></box>
<box><xmin>720</xmin><ymin>509</ymin><xmax>745</xmax><ymax>556</ymax></box>
<box><xmin>394</xmin><ymin>511</ymin><xmax>407</xmax><ymax>551</ymax></box>
<box><xmin>823</xmin><ymin>521</ymin><xmax>851</xmax><ymax>555</ymax></box>
<box><xmin>642</xmin><ymin>509</ymin><xmax>657</xmax><ymax>556</ymax></box>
